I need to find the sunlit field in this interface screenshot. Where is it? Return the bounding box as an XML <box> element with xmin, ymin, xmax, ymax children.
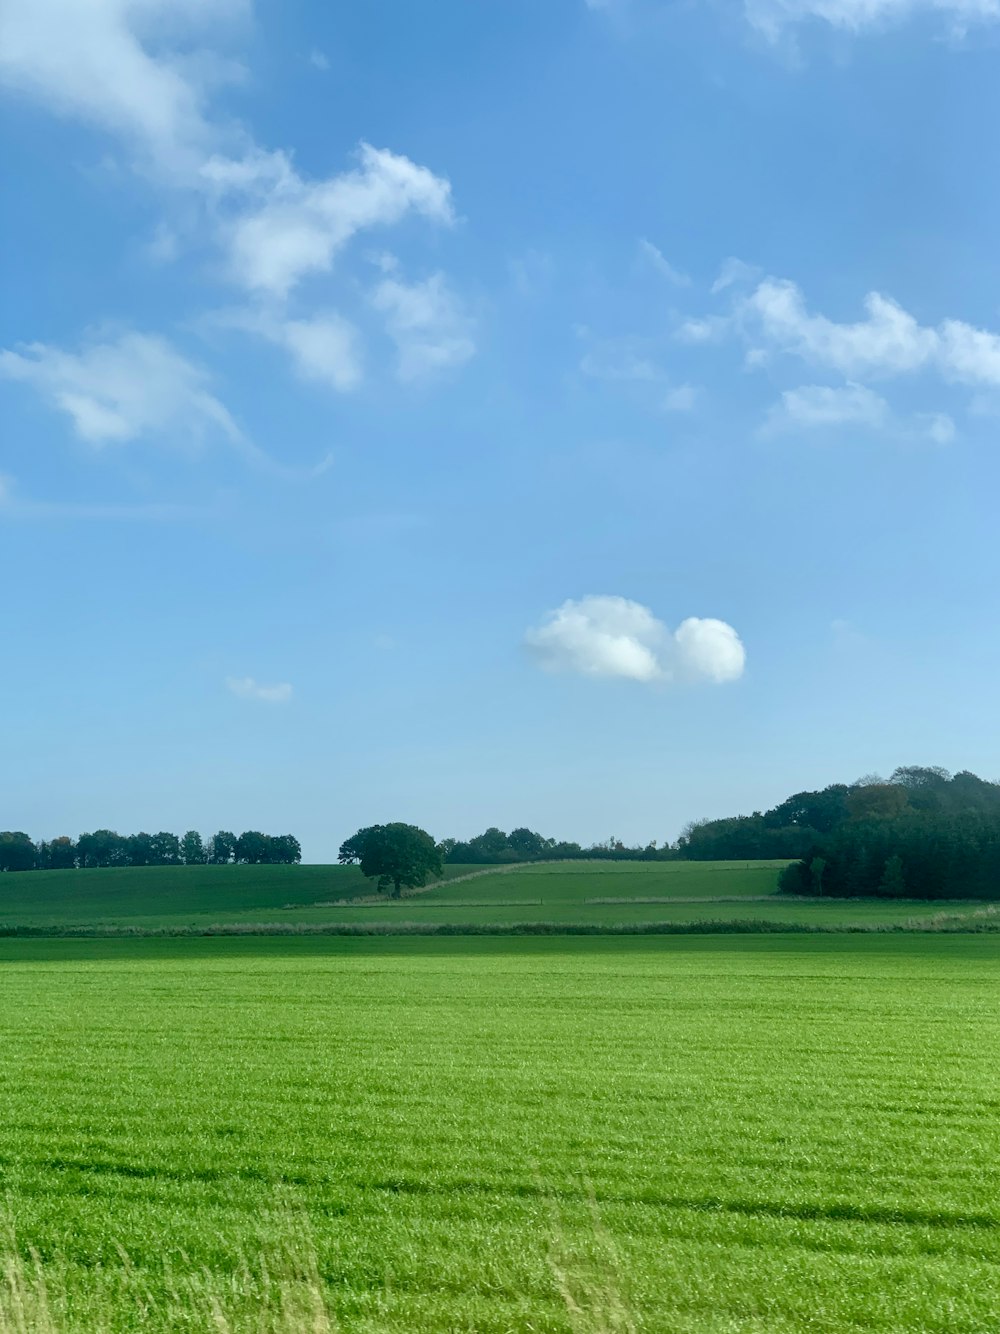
<box><xmin>2</xmin><ymin>933</ymin><xmax>999</xmax><ymax>1332</ymax></box>
<box><xmin>4</xmin><ymin>860</ymin><xmax>998</xmax><ymax>934</ymax></box>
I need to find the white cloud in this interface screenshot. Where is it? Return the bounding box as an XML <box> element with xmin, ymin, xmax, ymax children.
<box><xmin>766</xmin><ymin>382</ymin><xmax>890</xmax><ymax>430</ymax></box>
<box><xmin>745</xmin><ymin>0</ymin><xmax>1000</xmax><ymax>38</ymax></box>
<box><xmin>744</xmin><ymin>280</ymin><xmax>936</xmax><ymax>378</ymax></box>
<box><xmin>524</xmin><ymin>595</ymin><xmax>745</xmax><ymax>686</ymax></box>
<box><xmin>672</xmin><ymin>617</ymin><xmax>747</xmax><ymax>684</ymax></box>
<box><xmin>685</xmin><ymin>272</ymin><xmax>1000</xmax><ymax>424</ymax></box>
<box><xmin>372</xmin><ymin>272</ymin><xmax>475</xmax><ymax>381</ymax></box>
<box><xmin>308</xmin><ymin>49</ymin><xmax>330</xmax><ymax>71</ymax></box>
<box><xmin>638</xmin><ymin>239</ymin><xmax>689</xmax><ymax>287</ymax></box>
<box><xmin>219</xmin><ymin>308</ymin><xmax>363</xmax><ymax>391</ymax></box>
<box><xmin>225</xmin><ymin>676</ymin><xmax>293</xmax><ymax>703</ymax></box>
<box><xmin>764</xmin><ymin>383</ymin><xmax>956</xmax><ymax>441</ymax></box>
<box><xmin>0</xmin><ymin>5</ymin><xmax>457</xmax><ymax>303</ymax></box>
<box><xmin>711</xmin><ymin>257</ymin><xmax>762</xmax><ymax>295</ymax></box>
<box><xmin>0</xmin><ymin>332</ymin><xmax>241</xmax><ymax>446</ymax></box>
<box><xmin>0</xmin><ymin>0</ymin><xmax>247</xmax><ymax>181</ymax></box>
<box><xmin>676</xmin><ymin>315</ymin><xmax>732</xmax><ymax>345</ymax></box>
<box><xmin>213</xmin><ymin>142</ymin><xmax>455</xmax><ymax>298</ymax></box>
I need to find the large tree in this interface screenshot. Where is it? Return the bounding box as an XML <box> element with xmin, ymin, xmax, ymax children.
<box><xmin>338</xmin><ymin>823</ymin><xmax>442</xmax><ymax>897</ymax></box>
<box><xmin>0</xmin><ymin>832</ymin><xmax>36</xmax><ymax>872</ymax></box>
<box><xmin>181</xmin><ymin>830</ymin><xmax>206</xmax><ymax>865</ymax></box>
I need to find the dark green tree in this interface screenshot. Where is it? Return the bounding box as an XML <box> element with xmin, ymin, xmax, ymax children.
<box><xmin>508</xmin><ymin>827</ymin><xmax>547</xmax><ymax>859</ymax></box>
<box><xmin>879</xmin><ymin>854</ymin><xmax>906</xmax><ymax>897</ymax></box>
<box><xmin>76</xmin><ymin>830</ymin><xmax>128</xmax><ymax>868</ymax></box>
<box><xmin>338</xmin><ymin>823</ymin><xmax>442</xmax><ymax>897</ymax></box>
<box><xmin>127</xmin><ymin>832</ymin><xmax>156</xmax><ymax>866</ymax></box>
<box><xmin>0</xmin><ymin>832</ymin><xmax>36</xmax><ymax>872</ymax></box>
<box><xmin>208</xmin><ymin>831</ymin><xmax>237</xmax><ymax>864</ymax></box>
<box><xmin>235</xmin><ymin>831</ymin><xmax>269</xmax><ymax>864</ymax></box>
<box><xmin>181</xmin><ymin>831</ymin><xmax>206</xmax><ymax>865</ymax></box>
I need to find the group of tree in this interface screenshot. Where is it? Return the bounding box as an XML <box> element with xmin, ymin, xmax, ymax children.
<box><xmin>438</xmin><ymin>827</ymin><xmax>667</xmax><ymax>864</ymax></box>
<box><xmin>0</xmin><ymin>829</ymin><xmax>301</xmax><ymax>872</ymax></box>
<box><xmin>749</xmin><ymin>766</ymin><xmax>1000</xmax><ymax>899</ymax></box>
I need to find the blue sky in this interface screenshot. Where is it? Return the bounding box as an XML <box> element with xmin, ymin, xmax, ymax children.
<box><xmin>2</xmin><ymin>0</ymin><xmax>1000</xmax><ymax>859</ymax></box>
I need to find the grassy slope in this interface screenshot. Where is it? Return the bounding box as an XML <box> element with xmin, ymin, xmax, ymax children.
<box><xmin>0</xmin><ymin>862</ymin><xmax>469</xmax><ymax>927</ymax></box>
<box><xmin>1</xmin><ymin>932</ymin><xmax>999</xmax><ymax>1331</ymax></box>
<box><xmin>3</xmin><ymin>858</ymin><xmax>997</xmax><ymax>931</ymax></box>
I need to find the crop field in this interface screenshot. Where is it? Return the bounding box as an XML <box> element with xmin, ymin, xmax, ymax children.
<box><xmin>2</xmin><ymin>933</ymin><xmax>999</xmax><ymax>1332</ymax></box>
<box><xmin>4</xmin><ymin>860</ymin><xmax>998</xmax><ymax>935</ymax></box>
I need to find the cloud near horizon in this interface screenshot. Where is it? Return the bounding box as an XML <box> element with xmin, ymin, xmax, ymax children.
<box><xmin>524</xmin><ymin>596</ymin><xmax>746</xmax><ymax>685</ymax></box>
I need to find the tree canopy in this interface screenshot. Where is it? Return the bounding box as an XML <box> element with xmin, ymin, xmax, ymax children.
<box><xmin>338</xmin><ymin>823</ymin><xmax>442</xmax><ymax>897</ymax></box>
<box><xmin>0</xmin><ymin>829</ymin><xmax>301</xmax><ymax>872</ymax></box>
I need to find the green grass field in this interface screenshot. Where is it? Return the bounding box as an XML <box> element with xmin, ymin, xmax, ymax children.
<box><xmin>3</xmin><ymin>859</ymin><xmax>997</xmax><ymax>933</ymax></box>
<box><xmin>2</xmin><ymin>933</ymin><xmax>999</xmax><ymax>1331</ymax></box>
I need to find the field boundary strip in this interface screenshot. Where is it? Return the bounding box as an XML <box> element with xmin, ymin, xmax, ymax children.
<box><xmin>3</xmin><ymin>904</ymin><xmax>1000</xmax><ymax>937</ymax></box>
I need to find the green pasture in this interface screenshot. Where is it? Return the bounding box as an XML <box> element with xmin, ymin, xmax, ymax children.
<box><xmin>3</xmin><ymin>858</ymin><xmax>997</xmax><ymax>933</ymax></box>
<box><xmin>1</xmin><ymin>933</ymin><xmax>999</xmax><ymax>1331</ymax></box>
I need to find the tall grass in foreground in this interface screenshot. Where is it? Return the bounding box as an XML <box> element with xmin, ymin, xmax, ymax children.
<box><xmin>0</xmin><ymin>1195</ymin><xmax>635</xmax><ymax>1334</ymax></box>
<box><xmin>0</xmin><ymin>1232</ymin><xmax>339</xmax><ymax>1334</ymax></box>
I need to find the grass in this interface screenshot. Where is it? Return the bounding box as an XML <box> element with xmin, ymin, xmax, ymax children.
<box><xmin>7</xmin><ymin>859</ymin><xmax>997</xmax><ymax>934</ymax></box>
<box><xmin>1</xmin><ymin>933</ymin><xmax>1000</xmax><ymax>1330</ymax></box>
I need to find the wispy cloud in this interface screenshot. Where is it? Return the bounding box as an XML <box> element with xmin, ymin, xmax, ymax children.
<box><xmin>225</xmin><ymin>675</ymin><xmax>293</xmax><ymax>703</ymax></box>
<box><xmin>371</xmin><ymin>270</ymin><xmax>475</xmax><ymax>381</ymax></box>
<box><xmin>524</xmin><ymin>595</ymin><xmax>745</xmax><ymax>686</ymax></box>
<box><xmin>308</xmin><ymin>49</ymin><xmax>330</xmax><ymax>71</ymax></box>
<box><xmin>681</xmin><ymin>269</ymin><xmax>1000</xmax><ymax>429</ymax></box>
<box><xmin>216</xmin><ymin>308</ymin><xmax>363</xmax><ymax>391</ymax></box>
<box><xmin>745</xmin><ymin>0</ymin><xmax>1000</xmax><ymax>39</ymax></box>
<box><xmin>0</xmin><ymin>2</ymin><xmax>468</xmax><ymax>397</ymax></box>
<box><xmin>208</xmin><ymin>142</ymin><xmax>455</xmax><ymax>299</ymax></box>
<box><xmin>763</xmin><ymin>383</ymin><xmax>955</xmax><ymax>442</ymax></box>
<box><xmin>0</xmin><ymin>332</ymin><xmax>241</xmax><ymax>448</ymax></box>
<box><xmin>638</xmin><ymin>239</ymin><xmax>689</xmax><ymax>287</ymax></box>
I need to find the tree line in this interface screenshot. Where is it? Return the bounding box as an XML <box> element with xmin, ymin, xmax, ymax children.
<box><xmin>0</xmin><ymin>829</ymin><xmax>301</xmax><ymax>872</ymax></box>
<box><xmin>707</xmin><ymin>765</ymin><xmax>1000</xmax><ymax>900</ymax></box>
<box><xmin>439</xmin><ymin>827</ymin><xmax>668</xmax><ymax>864</ymax></box>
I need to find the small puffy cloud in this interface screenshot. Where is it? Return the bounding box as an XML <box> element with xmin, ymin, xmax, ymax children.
<box><xmin>638</xmin><ymin>239</ymin><xmax>689</xmax><ymax>287</ymax></box>
<box><xmin>371</xmin><ymin>271</ymin><xmax>475</xmax><ymax>381</ymax></box>
<box><xmin>308</xmin><ymin>49</ymin><xmax>330</xmax><ymax>70</ymax></box>
<box><xmin>524</xmin><ymin>595</ymin><xmax>745</xmax><ymax>686</ymax></box>
<box><xmin>225</xmin><ymin>676</ymin><xmax>293</xmax><ymax>703</ymax></box>
<box><xmin>0</xmin><ymin>332</ymin><xmax>240</xmax><ymax>446</ymax></box>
